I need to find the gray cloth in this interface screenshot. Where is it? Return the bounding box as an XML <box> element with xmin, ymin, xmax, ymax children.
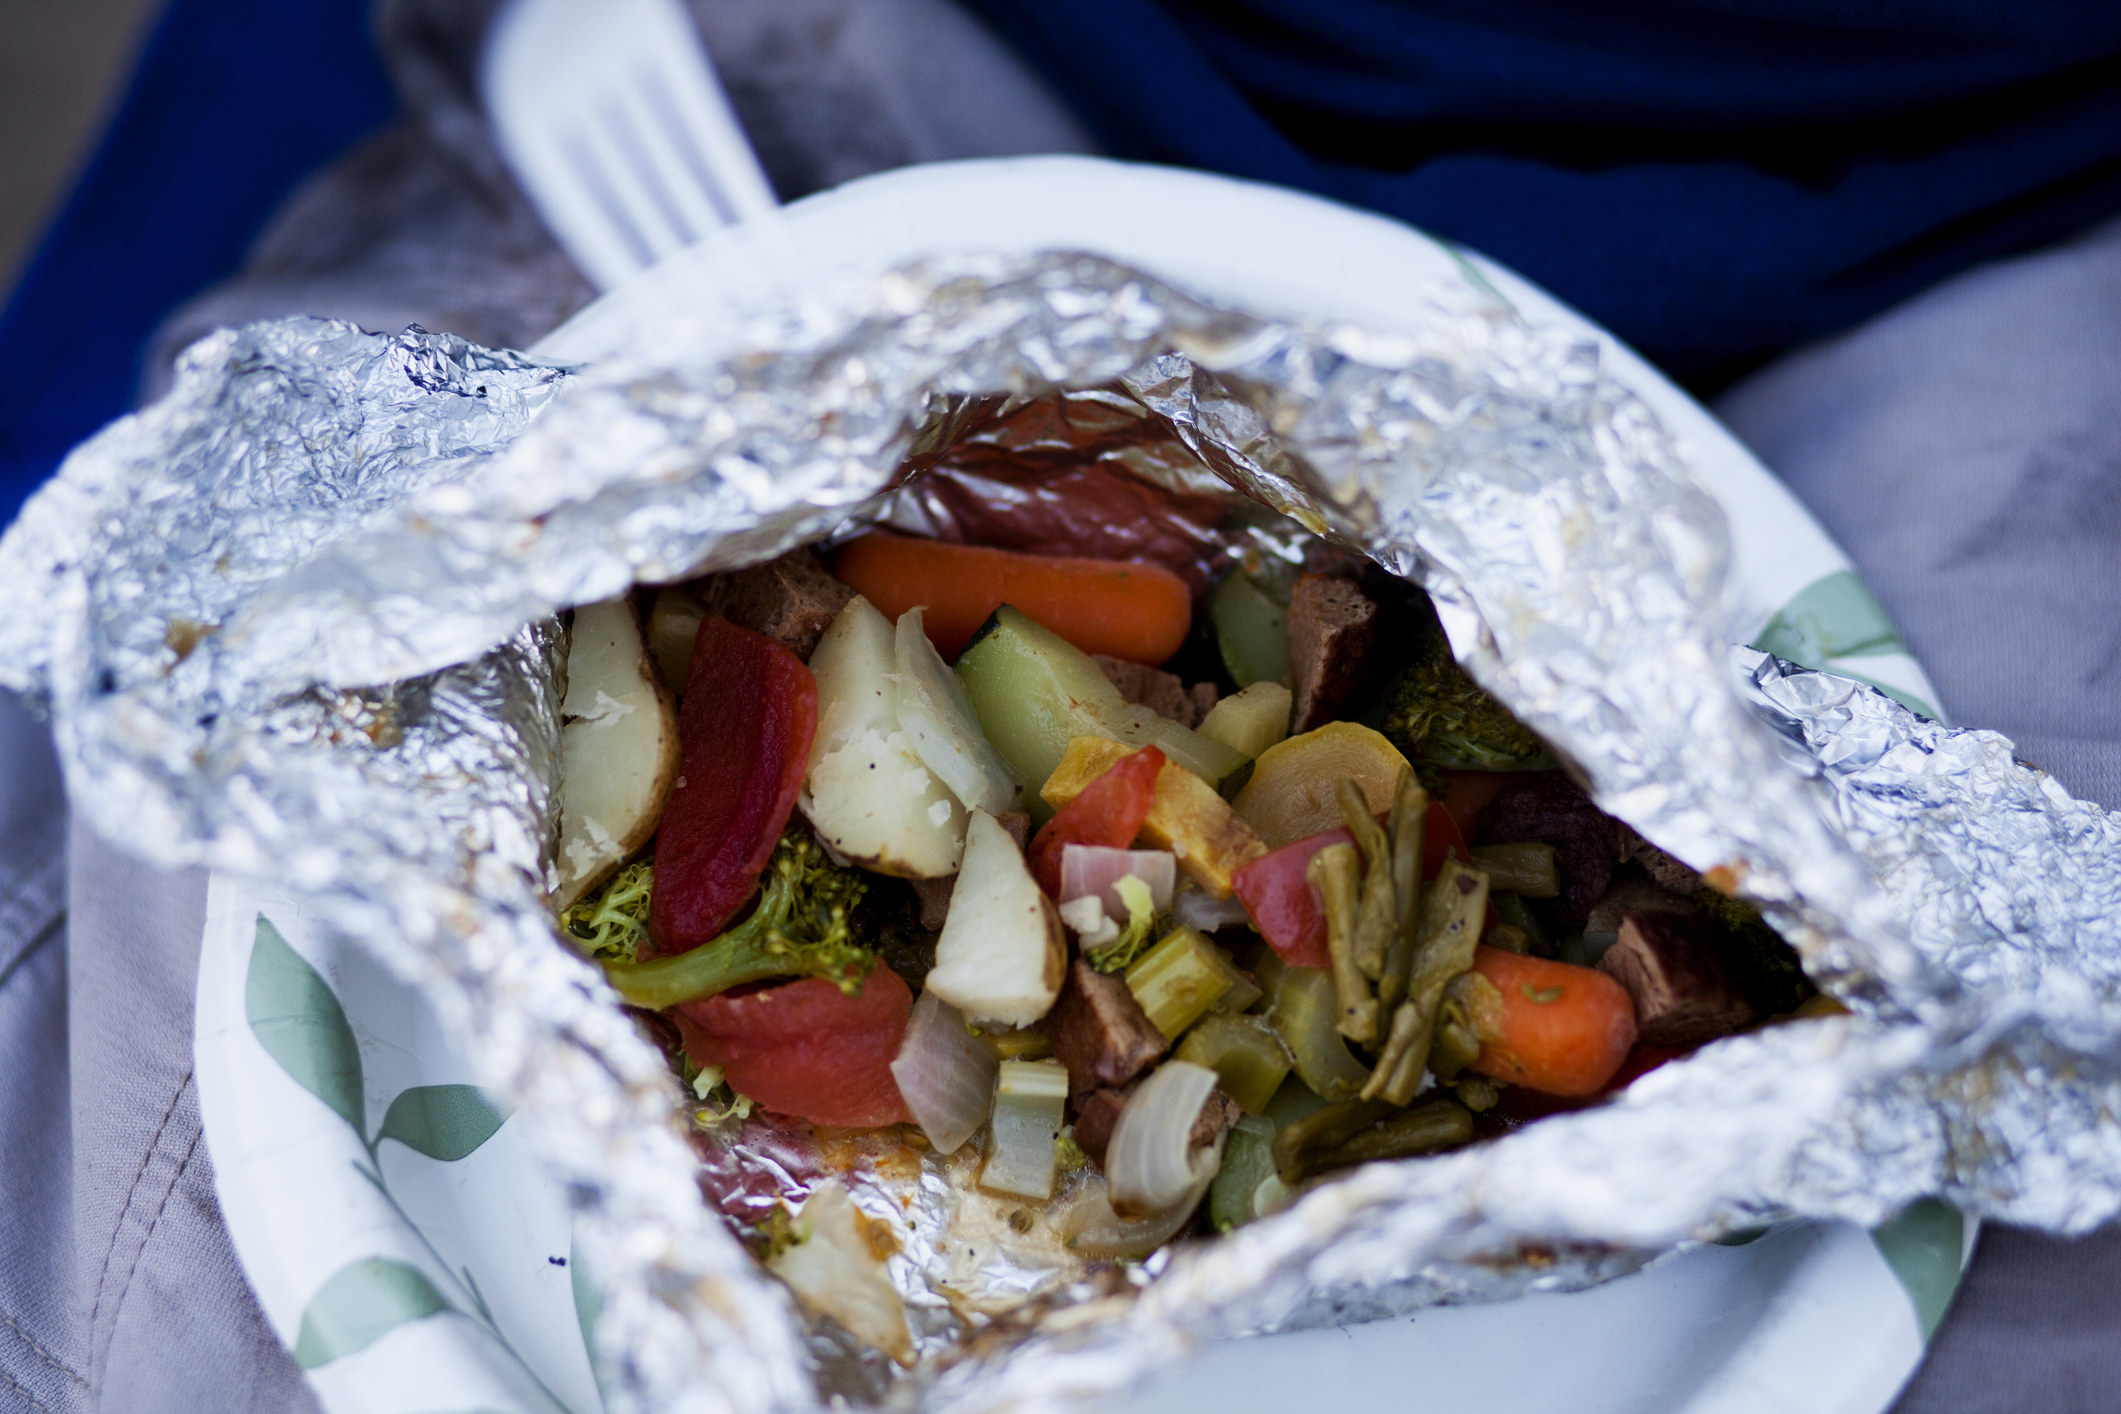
<box><xmin>1</xmin><ymin>3</ymin><xmax>2116</xmax><ymax>1412</ymax></box>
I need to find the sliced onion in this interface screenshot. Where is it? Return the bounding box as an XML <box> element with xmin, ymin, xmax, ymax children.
<box><xmin>889</xmin><ymin>990</ymin><xmax>998</xmax><ymax>1154</ymax></box>
<box><xmin>1170</xmin><ymin>884</ymin><xmax>1252</xmax><ymax>933</ymax></box>
<box><xmin>893</xmin><ymin>607</ymin><xmax>1021</xmax><ymax>815</ymax></box>
<box><xmin>1057</xmin><ymin>1170</ymin><xmax>1212</xmax><ymax>1259</ymax></box>
<box><xmin>1106</xmin><ymin>1060</ymin><xmax>1224</xmax><ymax>1218</ymax></box>
<box><xmin>1060</xmin><ymin>845</ymin><xmax>1176</xmax><ymax>919</ymax></box>
<box><xmin>1058</xmin><ymin>894</ymin><xmax>1119</xmax><ymax>948</ymax></box>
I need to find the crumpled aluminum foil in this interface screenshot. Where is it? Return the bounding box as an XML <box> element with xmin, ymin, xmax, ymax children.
<box><xmin>4</xmin><ymin>252</ymin><xmax>2119</xmax><ymax>1414</ymax></box>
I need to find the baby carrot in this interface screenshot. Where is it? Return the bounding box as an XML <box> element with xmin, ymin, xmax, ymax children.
<box><xmin>1465</xmin><ymin>945</ymin><xmax>1638</xmax><ymax>1096</ymax></box>
<box><xmin>834</xmin><ymin>532</ymin><xmax>1192</xmax><ymax>663</ymax></box>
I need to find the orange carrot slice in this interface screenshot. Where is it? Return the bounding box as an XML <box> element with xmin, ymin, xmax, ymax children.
<box><xmin>834</xmin><ymin>532</ymin><xmax>1191</xmax><ymax>663</ymax></box>
<box><xmin>1466</xmin><ymin>945</ymin><xmax>1638</xmax><ymax>1096</ymax></box>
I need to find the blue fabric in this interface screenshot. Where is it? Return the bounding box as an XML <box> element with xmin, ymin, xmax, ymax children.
<box><xmin>960</xmin><ymin>0</ymin><xmax>2121</xmax><ymax>384</ymax></box>
<box><xmin>0</xmin><ymin>0</ymin><xmax>394</xmax><ymax>530</ymax></box>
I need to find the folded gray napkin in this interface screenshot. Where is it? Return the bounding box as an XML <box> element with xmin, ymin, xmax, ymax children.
<box><xmin>1</xmin><ymin>4</ymin><xmax>2114</xmax><ymax>1412</ymax></box>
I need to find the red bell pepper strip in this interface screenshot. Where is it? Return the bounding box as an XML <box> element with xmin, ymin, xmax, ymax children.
<box><xmin>647</xmin><ymin>616</ymin><xmax>817</xmax><ymax>955</ymax></box>
<box><xmin>1234</xmin><ymin>807</ymin><xmax>1469</xmax><ymax>969</ymax></box>
<box><xmin>1026</xmin><ymin>745</ymin><xmax>1165</xmax><ymax>897</ymax></box>
<box><xmin>676</xmin><ymin>970</ymin><xmax>915</xmax><ymax>1127</ymax></box>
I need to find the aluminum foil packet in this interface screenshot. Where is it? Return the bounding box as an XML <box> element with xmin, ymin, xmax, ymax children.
<box><xmin>5</xmin><ymin>252</ymin><xmax>2120</xmax><ymax>1414</ymax></box>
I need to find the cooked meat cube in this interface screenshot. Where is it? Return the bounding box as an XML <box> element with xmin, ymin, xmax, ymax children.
<box><xmin>1596</xmin><ymin>911</ymin><xmax>1757</xmax><ymax>1046</ymax></box>
<box><xmin>701</xmin><ymin>548</ymin><xmax>854</xmax><ymax>661</ymax></box>
<box><xmin>1092</xmin><ymin>653</ymin><xmax>1218</xmax><ymax>728</ymax></box>
<box><xmin>1288</xmin><ymin>574</ymin><xmax>1379</xmax><ymax>733</ymax></box>
<box><xmin>1071</xmin><ymin>1085</ymin><xmax>1134</xmax><ymax>1167</ymax></box>
<box><xmin>995</xmin><ymin>809</ymin><xmax>1031</xmax><ymax>853</ymax></box>
<box><xmin>1581</xmin><ymin>877</ymin><xmax>1698</xmax><ymax>959</ymax></box>
<box><xmin>1038</xmin><ymin>958</ymin><xmax>1169</xmax><ymax>1093</ymax></box>
<box><xmin>1477</xmin><ymin>773</ymin><xmax>1621</xmax><ymax>934</ymax></box>
<box><xmin>1617</xmin><ymin>824</ymin><xmax>1705</xmax><ymax>894</ymax></box>
<box><xmin>1190</xmin><ymin>1088</ymin><xmax>1241</xmax><ymax>1149</ymax></box>
<box><xmin>911</xmin><ymin>875</ymin><xmax>954</xmax><ymax>931</ymax></box>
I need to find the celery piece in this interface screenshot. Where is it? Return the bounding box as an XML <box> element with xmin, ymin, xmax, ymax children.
<box><xmin>1199</xmin><ymin>681</ymin><xmax>1292</xmax><ymax>760</ymax></box>
<box><xmin>1208</xmin><ymin>1115</ymin><xmax>1277</xmax><ymax>1231</ymax></box>
<box><xmin>955</xmin><ymin>607</ymin><xmax>1249</xmax><ymax>811</ymax></box>
<box><xmin>1211</xmin><ymin>572</ymin><xmax>1292</xmax><ymax>689</ymax></box>
<box><xmin>979</xmin><ymin>1059</ymin><xmax>1070</xmax><ymax>1200</ymax></box>
<box><xmin>984</xmin><ymin>1027</ymin><xmax>1054</xmax><ymax>1061</ymax></box>
<box><xmin>1468</xmin><ymin>843</ymin><xmax>1560</xmax><ymax>898</ymax></box>
<box><xmin>1126</xmin><ymin>927</ymin><xmax>1242</xmax><ymax>1040</ymax></box>
<box><xmin>1177</xmin><ymin>1014</ymin><xmax>1293</xmax><ymax>1114</ymax></box>
<box><xmin>1263</xmin><ymin>966</ymin><xmax>1373</xmax><ymax>1101</ymax></box>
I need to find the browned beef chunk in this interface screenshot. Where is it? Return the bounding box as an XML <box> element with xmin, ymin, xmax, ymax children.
<box><xmin>1617</xmin><ymin>824</ymin><xmax>1706</xmax><ymax>894</ymax></box>
<box><xmin>1582</xmin><ymin>877</ymin><xmax>1697</xmax><ymax>948</ymax></box>
<box><xmin>1038</xmin><ymin>959</ymin><xmax>1168</xmax><ymax>1093</ymax></box>
<box><xmin>1092</xmin><ymin>653</ymin><xmax>1219</xmax><ymax>727</ymax></box>
<box><xmin>1596</xmin><ymin>912</ymin><xmax>1758</xmax><ymax>1046</ymax></box>
<box><xmin>700</xmin><ymin>548</ymin><xmax>853</xmax><ymax>661</ymax></box>
<box><xmin>911</xmin><ymin>876</ymin><xmax>954</xmax><ymax>932</ymax></box>
<box><xmin>1190</xmin><ymin>1088</ymin><xmax>1241</xmax><ymax>1149</ymax></box>
<box><xmin>1289</xmin><ymin>574</ymin><xmax>1379</xmax><ymax>733</ymax></box>
<box><xmin>1476</xmin><ymin>773</ymin><xmax>1621</xmax><ymax>934</ymax></box>
<box><xmin>1072</xmin><ymin>1085</ymin><xmax>1134</xmax><ymax>1167</ymax></box>
<box><xmin>995</xmin><ymin>810</ymin><xmax>1031</xmax><ymax>853</ymax></box>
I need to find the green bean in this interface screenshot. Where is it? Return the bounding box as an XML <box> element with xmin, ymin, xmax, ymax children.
<box><xmin>1488</xmin><ymin>891</ymin><xmax>1552</xmax><ymax>955</ymax></box>
<box><xmin>1468</xmin><ymin>843</ymin><xmax>1560</xmax><ymax>898</ymax></box>
<box><xmin>1378</xmin><ymin>775</ymin><xmax>1428</xmax><ymax>1012</ymax></box>
<box><xmin>1308</xmin><ymin>1099</ymin><xmax>1475</xmax><ymax>1173</ymax></box>
<box><xmin>1270</xmin><ymin>1098</ymin><xmax>1394</xmax><ymax>1183</ymax></box>
<box><xmin>1335</xmin><ymin>779</ymin><xmax>1396</xmax><ymax>981</ymax></box>
<box><xmin>1308</xmin><ymin>844</ymin><xmax>1378</xmax><ymax>1045</ymax></box>
<box><xmin>1453</xmin><ymin>1075</ymin><xmax>1501</xmax><ymax>1113</ymax></box>
<box><xmin>1359</xmin><ymin>999</ymin><xmax>1424</xmax><ymax>1104</ymax></box>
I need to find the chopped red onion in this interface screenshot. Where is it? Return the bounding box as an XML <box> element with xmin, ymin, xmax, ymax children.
<box><xmin>1060</xmin><ymin>845</ymin><xmax>1176</xmax><ymax>921</ymax></box>
<box><xmin>889</xmin><ymin>990</ymin><xmax>997</xmax><ymax>1154</ymax></box>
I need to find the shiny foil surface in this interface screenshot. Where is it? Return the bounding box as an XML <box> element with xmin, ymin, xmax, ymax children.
<box><xmin>3</xmin><ymin>255</ymin><xmax>2119</xmax><ymax>1414</ymax></box>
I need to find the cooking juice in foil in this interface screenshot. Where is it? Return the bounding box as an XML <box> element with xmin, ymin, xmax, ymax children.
<box><xmin>4</xmin><ymin>254</ymin><xmax>2120</xmax><ymax>1414</ymax></box>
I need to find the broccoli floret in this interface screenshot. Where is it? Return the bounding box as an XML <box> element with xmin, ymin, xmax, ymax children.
<box><xmin>1381</xmin><ymin>631</ymin><xmax>1552</xmax><ymax>779</ymax></box>
<box><xmin>561</xmin><ymin>860</ymin><xmax>655</xmax><ymax>960</ymax></box>
<box><xmin>598</xmin><ymin>830</ymin><xmax>879</xmax><ymax>1010</ymax></box>
<box><xmin>1084</xmin><ymin>874</ymin><xmax>1161</xmax><ymax>973</ymax></box>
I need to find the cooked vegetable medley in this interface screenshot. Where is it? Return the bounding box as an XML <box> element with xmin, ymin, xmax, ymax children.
<box><xmin>551</xmin><ymin>511</ymin><xmax>1816</xmax><ymax>1360</ymax></box>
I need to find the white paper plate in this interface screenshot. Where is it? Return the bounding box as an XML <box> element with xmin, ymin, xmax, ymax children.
<box><xmin>197</xmin><ymin>155</ymin><xmax>1966</xmax><ymax>1414</ymax></box>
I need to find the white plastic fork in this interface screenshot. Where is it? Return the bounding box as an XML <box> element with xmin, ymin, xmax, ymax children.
<box><xmin>480</xmin><ymin>0</ymin><xmax>780</xmax><ymax>292</ymax></box>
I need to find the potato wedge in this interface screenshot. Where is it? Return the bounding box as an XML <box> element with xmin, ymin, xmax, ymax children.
<box><xmin>925</xmin><ymin>810</ymin><xmax>1066</xmax><ymax>1026</ymax></box>
<box><xmin>554</xmin><ymin>598</ymin><xmax>680</xmax><ymax>909</ymax></box>
<box><xmin>801</xmin><ymin>596</ymin><xmax>966</xmax><ymax>877</ymax></box>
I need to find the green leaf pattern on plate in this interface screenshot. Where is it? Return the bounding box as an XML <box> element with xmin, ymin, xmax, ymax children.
<box><xmin>378</xmin><ymin>1084</ymin><xmax>513</xmax><ymax>1161</ymax></box>
<box><xmin>292</xmin><ymin>1257</ymin><xmax>452</xmax><ymax>1368</ymax></box>
<box><xmin>246</xmin><ymin>914</ymin><xmax>365</xmax><ymax>1132</ymax></box>
<box><xmin>1872</xmin><ymin>1198</ymin><xmax>1966</xmax><ymax>1342</ymax></box>
<box><xmin>1754</xmin><ymin>569</ymin><xmax>1905</xmax><ymax>664</ymax></box>
<box><xmin>245</xmin><ymin>914</ymin><xmax>584</xmax><ymax>1407</ymax></box>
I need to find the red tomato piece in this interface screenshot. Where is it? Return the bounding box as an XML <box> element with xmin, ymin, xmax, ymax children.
<box><xmin>1438</xmin><ymin>770</ymin><xmax>1515</xmax><ymax>842</ymax></box>
<box><xmin>1233</xmin><ymin>827</ymin><xmax>1351</xmax><ymax>969</ymax></box>
<box><xmin>648</xmin><ymin>617</ymin><xmax>817</xmax><ymax>956</ymax></box>
<box><xmin>1234</xmin><ymin>805</ymin><xmax>1470</xmax><ymax>969</ymax></box>
<box><xmin>1423</xmin><ymin>803</ymin><xmax>1468</xmax><ymax>878</ymax></box>
<box><xmin>1027</xmin><ymin>746</ymin><xmax>1164</xmax><ymax>898</ymax></box>
<box><xmin>677</xmin><ymin>971</ymin><xmax>915</xmax><ymax>1128</ymax></box>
